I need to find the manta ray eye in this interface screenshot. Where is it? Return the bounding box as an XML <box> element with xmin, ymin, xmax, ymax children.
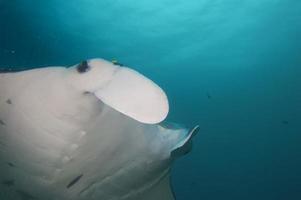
<box><xmin>77</xmin><ymin>60</ymin><xmax>90</xmax><ymax>73</ymax></box>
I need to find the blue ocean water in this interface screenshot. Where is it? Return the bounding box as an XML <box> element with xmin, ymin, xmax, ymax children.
<box><xmin>0</xmin><ymin>0</ymin><xmax>300</xmax><ymax>199</ymax></box>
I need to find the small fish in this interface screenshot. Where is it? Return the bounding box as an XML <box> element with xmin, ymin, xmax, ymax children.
<box><xmin>206</xmin><ymin>92</ymin><xmax>212</xmax><ymax>99</ymax></box>
<box><xmin>282</xmin><ymin>120</ymin><xmax>289</xmax><ymax>125</ymax></box>
<box><xmin>111</xmin><ymin>59</ymin><xmax>124</xmax><ymax>66</ymax></box>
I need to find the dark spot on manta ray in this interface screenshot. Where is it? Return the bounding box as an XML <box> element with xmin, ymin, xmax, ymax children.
<box><xmin>6</xmin><ymin>99</ymin><xmax>12</xmax><ymax>104</ymax></box>
<box><xmin>0</xmin><ymin>119</ymin><xmax>6</xmax><ymax>126</ymax></box>
<box><xmin>2</xmin><ymin>179</ymin><xmax>15</xmax><ymax>187</ymax></box>
<box><xmin>67</xmin><ymin>174</ymin><xmax>83</xmax><ymax>189</ymax></box>
<box><xmin>16</xmin><ymin>190</ymin><xmax>36</xmax><ymax>200</ymax></box>
<box><xmin>7</xmin><ymin>162</ymin><xmax>15</xmax><ymax>167</ymax></box>
<box><xmin>77</xmin><ymin>60</ymin><xmax>90</xmax><ymax>73</ymax></box>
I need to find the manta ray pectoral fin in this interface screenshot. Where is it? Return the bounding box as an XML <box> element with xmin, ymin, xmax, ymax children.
<box><xmin>171</xmin><ymin>125</ymin><xmax>200</xmax><ymax>158</ymax></box>
<box><xmin>94</xmin><ymin>67</ymin><xmax>169</xmax><ymax>124</ymax></box>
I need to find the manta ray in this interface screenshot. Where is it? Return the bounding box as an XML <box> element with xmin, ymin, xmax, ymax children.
<box><xmin>0</xmin><ymin>58</ymin><xmax>199</xmax><ymax>200</ymax></box>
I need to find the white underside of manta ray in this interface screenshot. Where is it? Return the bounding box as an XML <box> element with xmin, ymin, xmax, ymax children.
<box><xmin>0</xmin><ymin>58</ymin><xmax>199</xmax><ymax>200</ymax></box>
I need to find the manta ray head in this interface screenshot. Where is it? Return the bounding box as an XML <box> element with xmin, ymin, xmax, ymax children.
<box><xmin>64</xmin><ymin>58</ymin><xmax>169</xmax><ymax>124</ymax></box>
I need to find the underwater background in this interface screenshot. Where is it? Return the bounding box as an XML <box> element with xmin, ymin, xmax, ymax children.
<box><xmin>0</xmin><ymin>0</ymin><xmax>300</xmax><ymax>199</ymax></box>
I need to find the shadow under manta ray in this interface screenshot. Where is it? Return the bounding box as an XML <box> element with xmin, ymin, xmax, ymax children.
<box><xmin>0</xmin><ymin>58</ymin><xmax>199</xmax><ymax>200</ymax></box>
